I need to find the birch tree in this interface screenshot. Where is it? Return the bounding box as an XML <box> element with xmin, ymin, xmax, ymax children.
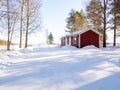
<box><xmin>19</xmin><ymin>0</ymin><xmax>24</xmax><ymax>48</ymax></box>
<box><xmin>0</xmin><ymin>0</ymin><xmax>2</xmax><ymax>9</ymax></box>
<box><xmin>24</xmin><ymin>0</ymin><xmax>42</xmax><ymax>48</ymax></box>
<box><xmin>0</xmin><ymin>0</ymin><xmax>42</xmax><ymax>50</ymax></box>
<box><xmin>1</xmin><ymin>0</ymin><xmax>19</xmax><ymax>50</ymax></box>
<box><xmin>6</xmin><ymin>0</ymin><xmax>10</xmax><ymax>50</ymax></box>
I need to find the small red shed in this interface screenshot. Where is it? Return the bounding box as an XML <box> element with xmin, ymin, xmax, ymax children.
<box><xmin>61</xmin><ymin>29</ymin><xmax>102</xmax><ymax>48</ymax></box>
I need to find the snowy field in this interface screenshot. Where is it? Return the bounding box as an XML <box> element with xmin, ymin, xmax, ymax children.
<box><xmin>0</xmin><ymin>45</ymin><xmax>120</xmax><ymax>90</ymax></box>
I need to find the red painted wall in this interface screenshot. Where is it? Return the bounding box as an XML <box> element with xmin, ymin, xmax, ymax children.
<box><xmin>67</xmin><ymin>37</ymin><xmax>69</xmax><ymax>45</ymax></box>
<box><xmin>71</xmin><ymin>37</ymin><xmax>74</xmax><ymax>46</ymax></box>
<box><xmin>76</xmin><ymin>35</ymin><xmax>79</xmax><ymax>48</ymax></box>
<box><xmin>80</xmin><ymin>30</ymin><xmax>99</xmax><ymax>48</ymax></box>
<box><xmin>61</xmin><ymin>38</ymin><xmax>65</xmax><ymax>46</ymax></box>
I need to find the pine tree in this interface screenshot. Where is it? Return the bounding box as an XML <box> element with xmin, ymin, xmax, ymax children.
<box><xmin>109</xmin><ymin>0</ymin><xmax>120</xmax><ymax>46</ymax></box>
<box><xmin>86</xmin><ymin>0</ymin><xmax>103</xmax><ymax>33</ymax></box>
<box><xmin>87</xmin><ymin>0</ymin><xmax>110</xmax><ymax>47</ymax></box>
<box><xmin>113</xmin><ymin>0</ymin><xmax>117</xmax><ymax>46</ymax></box>
<box><xmin>66</xmin><ymin>9</ymin><xmax>87</xmax><ymax>34</ymax></box>
<box><xmin>114</xmin><ymin>0</ymin><xmax>120</xmax><ymax>37</ymax></box>
<box><xmin>102</xmin><ymin>0</ymin><xmax>109</xmax><ymax>47</ymax></box>
<box><xmin>116</xmin><ymin>0</ymin><xmax>120</xmax><ymax>27</ymax></box>
<box><xmin>47</xmin><ymin>32</ymin><xmax>54</xmax><ymax>44</ymax></box>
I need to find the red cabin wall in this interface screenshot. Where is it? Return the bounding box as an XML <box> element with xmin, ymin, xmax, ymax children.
<box><xmin>67</xmin><ymin>37</ymin><xmax>69</xmax><ymax>45</ymax></box>
<box><xmin>61</xmin><ymin>38</ymin><xmax>65</xmax><ymax>46</ymax></box>
<box><xmin>71</xmin><ymin>37</ymin><xmax>74</xmax><ymax>46</ymax></box>
<box><xmin>76</xmin><ymin>35</ymin><xmax>79</xmax><ymax>48</ymax></box>
<box><xmin>80</xmin><ymin>30</ymin><xmax>99</xmax><ymax>48</ymax></box>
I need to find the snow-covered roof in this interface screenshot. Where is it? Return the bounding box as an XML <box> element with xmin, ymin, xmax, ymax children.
<box><xmin>61</xmin><ymin>29</ymin><xmax>102</xmax><ymax>38</ymax></box>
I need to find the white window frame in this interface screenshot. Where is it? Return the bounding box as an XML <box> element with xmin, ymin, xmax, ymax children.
<box><xmin>73</xmin><ymin>37</ymin><xmax>76</xmax><ymax>44</ymax></box>
<box><xmin>69</xmin><ymin>37</ymin><xmax>71</xmax><ymax>45</ymax></box>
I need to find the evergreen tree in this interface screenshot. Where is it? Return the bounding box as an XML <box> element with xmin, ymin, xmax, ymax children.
<box><xmin>86</xmin><ymin>0</ymin><xmax>110</xmax><ymax>47</ymax></box>
<box><xmin>47</xmin><ymin>32</ymin><xmax>54</xmax><ymax>44</ymax></box>
<box><xmin>86</xmin><ymin>0</ymin><xmax>103</xmax><ymax>33</ymax></box>
<box><xmin>66</xmin><ymin>9</ymin><xmax>87</xmax><ymax>34</ymax></box>
<box><xmin>115</xmin><ymin>0</ymin><xmax>120</xmax><ymax>27</ymax></box>
<box><xmin>109</xmin><ymin>0</ymin><xmax>120</xmax><ymax>46</ymax></box>
<box><xmin>100</xmin><ymin>0</ymin><xmax>110</xmax><ymax>47</ymax></box>
<box><xmin>114</xmin><ymin>0</ymin><xmax>120</xmax><ymax>43</ymax></box>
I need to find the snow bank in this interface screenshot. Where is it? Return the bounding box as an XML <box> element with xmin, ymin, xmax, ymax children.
<box><xmin>82</xmin><ymin>45</ymin><xmax>98</xmax><ymax>49</ymax></box>
<box><xmin>61</xmin><ymin>45</ymin><xmax>98</xmax><ymax>50</ymax></box>
<box><xmin>61</xmin><ymin>45</ymin><xmax>77</xmax><ymax>50</ymax></box>
<box><xmin>19</xmin><ymin>48</ymin><xmax>33</xmax><ymax>53</ymax></box>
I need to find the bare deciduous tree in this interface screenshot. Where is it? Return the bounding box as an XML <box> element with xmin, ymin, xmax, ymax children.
<box><xmin>19</xmin><ymin>0</ymin><xmax>24</xmax><ymax>48</ymax></box>
<box><xmin>24</xmin><ymin>0</ymin><xmax>42</xmax><ymax>48</ymax></box>
<box><xmin>0</xmin><ymin>0</ymin><xmax>2</xmax><ymax>9</ymax></box>
<box><xmin>1</xmin><ymin>0</ymin><xmax>19</xmax><ymax>50</ymax></box>
<box><xmin>6</xmin><ymin>0</ymin><xmax>10</xmax><ymax>50</ymax></box>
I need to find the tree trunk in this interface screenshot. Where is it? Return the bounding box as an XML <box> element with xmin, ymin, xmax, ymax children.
<box><xmin>113</xmin><ymin>0</ymin><xmax>117</xmax><ymax>46</ymax></box>
<box><xmin>19</xmin><ymin>0</ymin><xmax>24</xmax><ymax>48</ymax></box>
<box><xmin>10</xmin><ymin>13</ymin><xmax>17</xmax><ymax>44</ymax></box>
<box><xmin>7</xmin><ymin>0</ymin><xmax>11</xmax><ymax>50</ymax></box>
<box><xmin>103</xmin><ymin>0</ymin><xmax>107</xmax><ymax>47</ymax></box>
<box><xmin>0</xmin><ymin>0</ymin><xmax>2</xmax><ymax>9</ymax></box>
<box><xmin>25</xmin><ymin>0</ymin><xmax>29</xmax><ymax>48</ymax></box>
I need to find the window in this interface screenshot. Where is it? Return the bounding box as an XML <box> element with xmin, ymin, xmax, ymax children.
<box><xmin>73</xmin><ymin>37</ymin><xmax>76</xmax><ymax>44</ymax></box>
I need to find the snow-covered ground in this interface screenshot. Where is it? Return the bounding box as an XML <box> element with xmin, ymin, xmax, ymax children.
<box><xmin>0</xmin><ymin>45</ymin><xmax>120</xmax><ymax>90</ymax></box>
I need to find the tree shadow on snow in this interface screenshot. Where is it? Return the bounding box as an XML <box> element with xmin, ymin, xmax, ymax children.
<box><xmin>74</xmin><ymin>72</ymin><xmax>120</xmax><ymax>90</ymax></box>
<box><xmin>0</xmin><ymin>53</ymin><xmax>106</xmax><ymax>87</ymax></box>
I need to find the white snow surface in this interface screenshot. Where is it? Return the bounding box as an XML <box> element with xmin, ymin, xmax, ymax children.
<box><xmin>0</xmin><ymin>45</ymin><xmax>120</xmax><ymax>90</ymax></box>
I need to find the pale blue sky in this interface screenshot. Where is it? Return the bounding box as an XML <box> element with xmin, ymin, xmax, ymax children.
<box><xmin>41</xmin><ymin>0</ymin><xmax>89</xmax><ymax>43</ymax></box>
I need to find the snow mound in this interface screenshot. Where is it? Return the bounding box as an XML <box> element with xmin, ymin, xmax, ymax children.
<box><xmin>61</xmin><ymin>45</ymin><xmax>77</xmax><ymax>50</ymax></box>
<box><xmin>19</xmin><ymin>48</ymin><xmax>33</xmax><ymax>53</ymax></box>
<box><xmin>82</xmin><ymin>45</ymin><xmax>98</xmax><ymax>49</ymax></box>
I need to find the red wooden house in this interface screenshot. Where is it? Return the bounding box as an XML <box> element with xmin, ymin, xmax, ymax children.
<box><xmin>61</xmin><ymin>29</ymin><xmax>102</xmax><ymax>48</ymax></box>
